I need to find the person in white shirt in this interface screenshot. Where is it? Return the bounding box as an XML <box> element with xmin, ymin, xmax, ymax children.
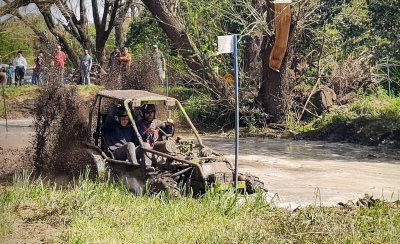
<box><xmin>12</xmin><ymin>50</ymin><xmax>28</xmax><ymax>86</ymax></box>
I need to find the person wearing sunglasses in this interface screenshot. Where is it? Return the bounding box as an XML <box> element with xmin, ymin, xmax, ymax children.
<box><xmin>135</xmin><ymin>103</ymin><xmax>175</xmax><ymax>147</ymax></box>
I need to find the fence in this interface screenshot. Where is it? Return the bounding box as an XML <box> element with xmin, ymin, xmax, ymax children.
<box><xmin>376</xmin><ymin>57</ymin><xmax>400</xmax><ymax>96</ymax></box>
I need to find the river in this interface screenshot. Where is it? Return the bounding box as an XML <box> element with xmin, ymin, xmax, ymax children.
<box><xmin>1</xmin><ymin>119</ymin><xmax>399</xmax><ymax>208</ymax></box>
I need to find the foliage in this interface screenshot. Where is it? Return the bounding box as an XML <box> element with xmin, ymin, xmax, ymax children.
<box><xmin>125</xmin><ymin>12</ymin><xmax>165</xmax><ymax>56</ymax></box>
<box><xmin>295</xmin><ymin>86</ymin><xmax>400</xmax><ymax>145</ymax></box>
<box><xmin>178</xmin><ymin>92</ymin><xmax>216</xmax><ymax>128</ymax></box>
<box><xmin>1</xmin><ymin>173</ymin><xmax>399</xmax><ymax>242</ymax></box>
<box><xmin>0</xmin><ymin>17</ymin><xmax>40</xmax><ymax>65</ymax></box>
<box><xmin>367</xmin><ymin>0</ymin><xmax>400</xmax><ymax>59</ymax></box>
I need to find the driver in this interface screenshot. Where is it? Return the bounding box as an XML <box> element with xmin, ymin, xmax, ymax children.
<box><xmin>135</xmin><ymin>103</ymin><xmax>175</xmax><ymax>147</ymax></box>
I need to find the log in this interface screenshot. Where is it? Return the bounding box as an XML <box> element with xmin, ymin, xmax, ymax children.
<box><xmin>269</xmin><ymin>0</ymin><xmax>291</xmax><ymax>72</ymax></box>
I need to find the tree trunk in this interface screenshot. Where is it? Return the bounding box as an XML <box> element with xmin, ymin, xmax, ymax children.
<box><xmin>141</xmin><ymin>0</ymin><xmax>233</xmax><ymax>101</ymax></box>
<box><xmin>2</xmin><ymin>0</ymin><xmax>134</xmax><ymax>68</ymax></box>
<box><xmin>256</xmin><ymin>1</ymin><xmax>294</xmax><ymax>122</ymax></box>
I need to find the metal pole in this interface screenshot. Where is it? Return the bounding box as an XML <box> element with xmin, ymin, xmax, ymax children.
<box><xmin>165</xmin><ymin>71</ymin><xmax>169</xmax><ymax>98</ymax></box>
<box><xmin>233</xmin><ymin>34</ymin><xmax>239</xmax><ymax>191</ymax></box>
<box><xmin>1</xmin><ymin>82</ymin><xmax>7</xmax><ymax>132</ymax></box>
<box><xmin>387</xmin><ymin>55</ymin><xmax>391</xmax><ymax>97</ymax></box>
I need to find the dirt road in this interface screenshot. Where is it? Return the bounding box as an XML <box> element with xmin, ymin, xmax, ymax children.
<box><xmin>1</xmin><ymin>119</ymin><xmax>399</xmax><ymax>208</ymax></box>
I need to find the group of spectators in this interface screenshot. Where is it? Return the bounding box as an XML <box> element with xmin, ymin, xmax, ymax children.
<box><xmin>4</xmin><ymin>45</ymin><xmax>67</xmax><ymax>87</ymax></box>
<box><xmin>4</xmin><ymin>43</ymin><xmax>177</xmax><ymax>87</ymax></box>
<box><xmin>108</xmin><ymin>45</ymin><xmax>166</xmax><ymax>84</ymax></box>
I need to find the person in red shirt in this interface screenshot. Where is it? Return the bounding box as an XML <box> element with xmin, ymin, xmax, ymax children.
<box><xmin>53</xmin><ymin>45</ymin><xmax>67</xmax><ymax>84</ymax></box>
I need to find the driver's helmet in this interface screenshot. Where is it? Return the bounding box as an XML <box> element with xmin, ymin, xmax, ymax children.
<box><xmin>140</xmin><ymin>103</ymin><xmax>156</xmax><ymax>117</ymax></box>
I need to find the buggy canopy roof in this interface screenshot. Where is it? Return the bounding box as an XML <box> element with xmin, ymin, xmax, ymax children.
<box><xmin>97</xmin><ymin>90</ymin><xmax>176</xmax><ymax>107</ymax></box>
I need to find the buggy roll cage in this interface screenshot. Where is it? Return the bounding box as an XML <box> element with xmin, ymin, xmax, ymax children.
<box><xmin>85</xmin><ymin>90</ymin><xmax>227</xmax><ymax>180</ymax></box>
<box><xmin>87</xmin><ymin>90</ymin><xmax>205</xmax><ymax>148</ymax></box>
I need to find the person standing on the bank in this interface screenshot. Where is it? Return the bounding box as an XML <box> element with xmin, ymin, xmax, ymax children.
<box><xmin>119</xmin><ymin>47</ymin><xmax>132</xmax><ymax>72</ymax></box>
<box><xmin>32</xmin><ymin>52</ymin><xmax>44</xmax><ymax>85</ymax></box>
<box><xmin>53</xmin><ymin>45</ymin><xmax>67</xmax><ymax>84</ymax></box>
<box><xmin>80</xmin><ymin>49</ymin><xmax>93</xmax><ymax>85</ymax></box>
<box><xmin>108</xmin><ymin>46</ymin><xmax>121</xmax><ymax>73</ymax></box>
<box><xmin>12</xmin><ymin>51</ymin><xmax>27</xmax><ymax>86</ymax></box>
<box><xmin>205</xmin><ymin>43</ymin><xmax>221</xmax><ymax>74</ymax></box>
<box><xmin>6</xmin><ymin>63</ymin><xmax>14</xmax><ymax>86</ymax></box>
<box><xmin>151</xmin><ymin>44</ymin><xmax>166</xmax><ymax>84</ymax></box>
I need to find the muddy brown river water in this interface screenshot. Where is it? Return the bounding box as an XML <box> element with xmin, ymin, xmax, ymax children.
<box><xmin>1</xmin><ymin>119</ymin><xmax>399</xmax><ymax>208</ymax></box>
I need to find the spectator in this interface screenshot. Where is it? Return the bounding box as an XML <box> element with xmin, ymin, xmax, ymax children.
<box><xmin>12</xmin><ymin>51</ymin><xmax>27</xmax><ymax>86</ymax></box>
<box><xmin>53</xmin><ymin>45</ymin><xmax>67</xmax><ymax>84</ymax></box>
<box><xmin>80</xmin><ymin>49</ymin><xmax>93</xmax><ymax>85</ymax></box>
<box><xmin>6</xmin><ymin>63</ymin><xmax>13</xmax><ymax>87</ymax></box>
<box><xmin>119</xmin><ymin>47</ymin><xmax>132</xmax><ymax>72</ymax></box>
<box><xmin>151</xmin><ymin>44</ymin><xmax>166</xmax><ymax>83</ymax></box>
<box><xmin>205</xmin><ymin>43</ymin><xmax>221</xmax><ymax>74</ymax></box>
<box><xmin>108</xmin><ymin>46</ymin><xmax>121</xmax><ymax>73</ymax></box>
<box><xmin>32</xmin><ymin>52</ymin><xmax>44</xmax><ymax>85</ymax></box>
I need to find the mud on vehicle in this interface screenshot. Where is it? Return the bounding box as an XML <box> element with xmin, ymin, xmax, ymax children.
<box><xmin>83</xmin><ymin>90</ymin><xmax>266</xmax><ymax>195</ymax></box>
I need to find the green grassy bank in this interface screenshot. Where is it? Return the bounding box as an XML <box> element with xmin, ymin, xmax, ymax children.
<box><xmin>1</xmin><ymin>174</ymin><xmax>399</xmax><ymax>243</ymax></box>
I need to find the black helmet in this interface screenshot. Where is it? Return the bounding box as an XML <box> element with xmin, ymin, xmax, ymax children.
<box><xmin>140</xmin><ymin>103</ymin><xmax>156</xmax><ymax>117</ymax></box>
<box><xmin>116</xmin><ymin>105</ymin><xmax>127</xmax><ymax>117</ymax></box>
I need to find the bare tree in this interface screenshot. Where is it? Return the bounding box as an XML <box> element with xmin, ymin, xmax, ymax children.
<box><xmin>1</xmin><ymin>0</ymin><xmax>136</xmax><ymax>66</ymax></box>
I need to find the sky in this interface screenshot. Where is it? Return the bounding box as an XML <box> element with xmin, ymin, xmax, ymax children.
<box><xmin>0</xmin><ymin>0</ymin><xmax>96</xmax><ymax>24</ymax></box>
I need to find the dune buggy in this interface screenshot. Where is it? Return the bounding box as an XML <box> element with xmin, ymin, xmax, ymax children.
<box><xmin>83</xmin><ymin>89</ymin><xmax>266</xmax><ymax>195</ymax></box>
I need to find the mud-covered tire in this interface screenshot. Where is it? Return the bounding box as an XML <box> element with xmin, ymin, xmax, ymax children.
<box><xmin>147</xmin><ymin>174</ymin><xmax>180</xmax><ymax>197</ymax></box>
<box><xmin>84</xmin><ymin>148</ymin><xmax>107</xmax><ymax>178</ymax></box>
<box><xmin>238</xmin><ymin>173</ymin><xmax>267</xmax><ymax>194</ymax></box>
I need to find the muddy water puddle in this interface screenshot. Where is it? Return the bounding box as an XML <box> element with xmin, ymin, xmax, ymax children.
<box><xmin>0</xmin><ymin>119</ymin><xmax>35</xmax><ymax>148</ymax></box>
<box><xmin>203</xmin><ymin>136</ymin><xmax>400</xmax><ymax>164</ymax></box>
<box><xmin>1</xmin><ymin>119</ymin><xmax>399</xmax><ymax>206</ymax></box>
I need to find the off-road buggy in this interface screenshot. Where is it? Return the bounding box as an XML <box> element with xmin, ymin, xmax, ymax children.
<box><xmin>84</xmin><ymin>89</ymin><xmax>266</xmax><ymax>195</ymax></box>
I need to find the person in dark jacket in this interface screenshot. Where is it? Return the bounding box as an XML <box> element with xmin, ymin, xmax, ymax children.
<box><xmin>108</xmin><ymin>46</ymin><xmax>121</xmax><ymax>73</ymax></box>
<box><xmin>104</xmin><ymin>104</ymin><xmax>140</xmax><ymax>166</ymax></box>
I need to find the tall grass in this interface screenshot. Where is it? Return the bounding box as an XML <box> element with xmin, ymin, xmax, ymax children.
<box><xmin>1</xmin><ymin>173</ymin><xmax>399</xmax><ymax>243</ymax></box>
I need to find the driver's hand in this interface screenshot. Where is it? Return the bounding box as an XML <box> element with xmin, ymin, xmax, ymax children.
<box><xmin>145</xmin><ymin>126</ymin><xmax>155</xmax><ymax>135</ymax></box>
<box><xmin>165</xmin><ymin>118</ymin><xmax>174</xmax><ymax>125</ymax></box>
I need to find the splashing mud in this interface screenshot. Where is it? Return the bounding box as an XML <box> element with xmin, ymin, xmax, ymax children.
<box><xmin>31</xmin><ymin>48</ymin><xmax>160</xmax><ymax>179</ymax></box>
<box><xmin>32</xmin><ymin>82</ymin><xmax>95</xmax><ymax>177</ymax></box>
<box><xmin>103</xmin><ymin>55</ymin><xmax>160</xmax><ymax>90</ymax></box>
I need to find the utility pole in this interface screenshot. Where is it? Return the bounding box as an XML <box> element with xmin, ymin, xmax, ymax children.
<box><xmin>386</xmin><ymin>55</ymin><xmax>391</xmax><ymax>97</ymax></box>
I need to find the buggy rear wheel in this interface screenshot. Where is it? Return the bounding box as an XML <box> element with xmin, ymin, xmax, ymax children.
<box><xmin>147</xmin><ymin>173</ymin><xmax>180</xmax><ymax>197</ymax></box>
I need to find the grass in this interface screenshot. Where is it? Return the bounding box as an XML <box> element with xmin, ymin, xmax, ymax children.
<box><xmin>1</xmin><ymin>84</ymin><xmax>38</xmax><ymax>101</ymax></box>
<box><xmin>0</xmin><ymin>84</ymin><xmax>104</xmax><ymax>117</ymax></box>
<box><xmin>293</xmin><ymin>87</ymin><xmax>400</xmax><ymax>145</ymax></box>
<box><xmin>1</xmin><ymin>173</ymin><xmax>399</xmax><ymax>243</ymax></box>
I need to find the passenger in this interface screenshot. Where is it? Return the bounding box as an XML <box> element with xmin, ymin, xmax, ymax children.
<box><xmin>104</xmin><ymin>105</ymin><xmax>140</xmax><ymax>166</ymax></box>
<box><xmin>135</xmin><ymin>103</ymin><xmax>175</xmax><ymax>147</ymax></box>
